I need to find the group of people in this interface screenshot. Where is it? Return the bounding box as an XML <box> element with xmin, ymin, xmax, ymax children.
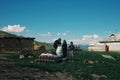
<box><xmin>53</xmin><ymin>38</ymin><xmax>75</xmax><ymax>62</ymax></box>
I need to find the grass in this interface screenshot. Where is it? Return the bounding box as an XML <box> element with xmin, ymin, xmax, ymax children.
<box><xmin>1</xmin><ymin>50</ymin><xmax>120</xmax><ymax>80</ymax></box>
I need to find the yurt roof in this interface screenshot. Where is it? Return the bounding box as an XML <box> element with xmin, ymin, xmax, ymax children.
<box><xmin>100</xmin><ymin>34</ymin><xmax>120</xmax><ymax>43</ymax></box>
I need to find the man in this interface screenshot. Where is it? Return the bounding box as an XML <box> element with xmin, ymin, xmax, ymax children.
<box><xmin>53</xmin><ymin>38</ymin><xmax>61</xmax><ymax>50</ymax></box>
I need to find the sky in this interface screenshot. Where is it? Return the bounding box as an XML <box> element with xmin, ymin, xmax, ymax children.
<box><xmin>0</xmin><ymin>0</ymin><xmax>120</xmax><ymax>44</ymax></box>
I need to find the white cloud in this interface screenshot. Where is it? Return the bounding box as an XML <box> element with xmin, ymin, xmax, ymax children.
<box><xmin>67</xmin><ymin>34</ymin><xmax>101</xmax><ymax>45</ymax></box>
<box><xmin>68</xmin><ymin>39</ymin><xmax>81</xmax><ymax>44</ymax></box>
<box><xmin>38</xmin><ymin>32</ymin><xmax>52</xmax><ymax>37</ymax></box>
<box><xmin>93</xmin><ymin>34</ymin><xmax>99</xmax><ymax>39</ymax></box>
<box><xmin>81</xmin><ymin>34</ymin><xmax>100</xmax><ymax>44</ymax></box>
<box><xmin>57</xmin><ymin>33</ymin><xmax>60</xmax><ymax>36</ymax></box>
<box><xmin>82</xmin><ymin>34</ymin><xmax>99</xmax><ymax>40</ymax></box>
<box><xmin>36</xmin><ymin>34</ymin><xmax>101</xmax><ymax>44</ymax></box>
<box><xmin>51</xmin><ymin>38</ymin><xmax>57</xmax><ymax>42</ymax></box>
<box><xmin>62</xmin><ymin>33</ymin><xmax>67</xmax><ymax>36</ymax></box>
<box><xmin>57</xmin><ymin>32</ymin><xmax>67</xmax><ymax>36</ymax></box>
<box><xmin>0</xmin><ymin>24</ymin><xmax>26</xmax><ymax>32</ymax></box>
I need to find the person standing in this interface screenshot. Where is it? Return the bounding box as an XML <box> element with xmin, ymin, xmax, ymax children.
<box><xmin>62</xmin><ymin>40</ymin><xmax>67</xmax><ymax>58</ymax></box>
<box><xmin>53</xmin><ymin>38</ymin><xmax>61</xmax><ymax>50</ymax></box>
<box><xmin>69</xmin><ymin>41</ymin><xmax>75</xmax><ymax>62</ymax></box>
<box><xmin>105</xmin><ymin>44</ymin><xmax>109</xmax><ymax>52</ymax></box>
<box><xmin>53</xmin><ymin>38</ymin><xmax>61</xmax><ymax>55</ymax></box>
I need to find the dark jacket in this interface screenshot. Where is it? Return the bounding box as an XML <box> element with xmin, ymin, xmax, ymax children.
<box><xmin>69</xmin><ymin>44</ymin><xmax>75</xmax><ymax>51</ymax></box>
<box><xmin>53</xmin><ymin>40</ymin><xmax>61</xmax><ymax>50</ymax></box>
<box><xmin>62</xmin><ymin>41</ymin><xmax>67</xmax><ymax>58</ymax></box>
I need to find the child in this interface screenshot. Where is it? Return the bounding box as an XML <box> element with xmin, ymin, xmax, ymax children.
<box><xmin>69</xmin><ymin>41</ymin><xmax>75</xmax><ymax>62</ymax></box>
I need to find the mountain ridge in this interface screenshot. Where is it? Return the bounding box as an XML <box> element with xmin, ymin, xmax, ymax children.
<box><xmin>0</xmin><ymin>30</ymin><xmax>18</xmax><ymax>37</ymax></box>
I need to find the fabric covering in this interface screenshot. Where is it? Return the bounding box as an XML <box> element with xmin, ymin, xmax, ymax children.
<box><xmin>56</xmin><ymin>45</ymin><xmax>63</xmax><ymax>57</ymax></box>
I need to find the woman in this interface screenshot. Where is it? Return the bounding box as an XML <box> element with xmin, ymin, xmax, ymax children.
<box><xmin>62</xmin><ymin>40</ymin><xmax>67</xmax><ymax>58</ymax></box>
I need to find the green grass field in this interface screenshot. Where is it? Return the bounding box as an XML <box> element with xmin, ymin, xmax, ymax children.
<box><xmin>1</xmin><ymin>50</ymin><xmax>120</xmax><ymax>80</ymax></box>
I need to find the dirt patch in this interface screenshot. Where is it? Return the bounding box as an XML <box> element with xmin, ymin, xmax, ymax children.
<box><xmin>54</xmin><ymin>72</ymin><xmax>75</xmax><ymax>80</ymax></box>
<box><xmin>0</xmin><ymin>56</ymin><xmax>8</xmax><ymax>60</ymax></box>
<box><xmin>0</xmin><ymin>61</ymin><xmax>75</xmax><ymax>80</ymax></box>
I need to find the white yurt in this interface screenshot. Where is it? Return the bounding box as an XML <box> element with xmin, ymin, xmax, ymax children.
<box><xmin>88</xmin><ymin>43</ymin><xmax>105</xmax><ymax>51</ymax></box>
<box><xmin>88</xmin><ymin>34</ymin><xmax>120</xmax><ymax>52</ymax></box>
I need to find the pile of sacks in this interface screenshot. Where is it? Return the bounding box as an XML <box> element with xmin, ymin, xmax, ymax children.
<box><xmin>38</xmin><ymin>45</ymin><xmax>63</xmax><ymax>63</ymax></box>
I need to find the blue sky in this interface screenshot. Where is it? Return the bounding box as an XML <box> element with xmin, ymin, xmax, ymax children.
<box><xmin>0</xmin><ymin>0</ymin><xmax>120</xmax><ymax>44</ymax></box>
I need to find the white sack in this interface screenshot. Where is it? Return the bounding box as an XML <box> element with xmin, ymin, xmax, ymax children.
<box><xmin>56</xmin><ymin>45</ymin><xmax>63</xmax><ymax>57</ymax></box>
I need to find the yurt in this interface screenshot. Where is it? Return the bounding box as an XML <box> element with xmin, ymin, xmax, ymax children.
<box><xmin>88</xmin><ymin>34</ymin><xmax>120</xmax><ymax>52</ymax></box>
<box><xmin>88</xmin><ymin>43</ymin><xmax>105</xmax><ymax>51</ymax></box>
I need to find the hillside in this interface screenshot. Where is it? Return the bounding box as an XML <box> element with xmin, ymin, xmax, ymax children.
<box><xmin>0</xmin><ymin>30</ymin><xmax>17</xmax><ymax>37</ymax></box>
<box><xmin>34</xmin><ymin>41</ymin><xmax>54</xmax><ymax>50</ymax></box>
